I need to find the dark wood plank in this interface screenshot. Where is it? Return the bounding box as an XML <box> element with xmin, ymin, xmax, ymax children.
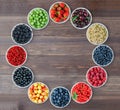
<box><xmin>0</xmin><ymin>0</ymin><xmax>120</xmax><ymax>110</ymax></box>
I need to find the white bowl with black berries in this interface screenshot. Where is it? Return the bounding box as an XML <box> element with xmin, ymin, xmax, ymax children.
<box><xmin>70</xmin><ymin>7</ymin><xmax>92</xmax><ymax>29</ymax></box>
<box><xmin>11</xmin><ymin>23</ymin><xmax>33</xmax><ymax>45</ymax></box>
<box><xmin>92</xmin><ymin>44</ymin><xmax>114</xmax><ymax>67</ymax></box>
<box><xmin>50</xmin><ymin>86</ymin><xmax>71</xmax><ymax>108</ymax></box>
<box><xmin>12</xmin><ymin>66</ymin><xmax>34</xmax><ymax>88</ymax></box>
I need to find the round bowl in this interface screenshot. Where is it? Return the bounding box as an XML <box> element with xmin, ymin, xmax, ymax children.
<box><xmin>6</xmin><ymin>45</ymin><xmax>27</xmax><ymax>67</ymax></box>
<box><xmin>70</xmin><ymin>7</ymin><xmax>92</xmax><ymax>29</ymax></box>
<box><xmin>27</xmin><ymin>8</ymin><xmax>49</xmax><ymax>30</ymax></box>
<box><xmin>86</xmin><ymin>23</ymin><xmax>108</xmax><ymax>45</ymax></box>
<box><xmin>86</xmin><ymin>66</ymin><xmax>108</xmax><ymax>88</ymax></box>
<box><xmin>12</xmin><ymin>66</ymin><xmax>34</xmax><ymax>88</ymax></box>
<box><xmin>28</xmin><ymin>82</ymin><xmax>49</xmax><ymax>104</ymax></box>
<box><xmin>11</xmin><ymin>23</ymin><xmax>33</xmax><ymax>45</ymax></box>
<box><xmin>49</xmin><ymin>1</ymin><xmax>71</xmax><ymax>24</ymax></box>
<box><xmin>50</xmin><ymin>86</ymin><xmax>71</xmax><ymax>108</ymax></box>
<box><xmin>71</xmin><ymin>82</ymin><xmax>92</xmax><ymax>104</ymax></box>
<box><xmin>92</xmin><ymin>44</ymin><xmax>114</xmax><ymax>67</ymax></box>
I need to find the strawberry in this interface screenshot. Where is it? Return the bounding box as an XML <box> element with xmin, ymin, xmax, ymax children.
<box><xmin>54</xmin><ymin>17</ymin><xmax>60</xmax><ymax>22</ymax></box>
<box><xmin>51</xmin><ymin>14</ymin><xmax>55</xmax><ymax>18</ymax></box>
<box><xmin>58</xmin><ymin>10</ymin><xmax>64</xmax><ymax>15</ymax></box>
<box><xmin>54</xmin><ymin>3</ymin><xmax>59</xmax><ymax>8</ymax></box>
<box><xmin>50</xmin><ymin>9</ymin><xmax>56</xmax><ymax>15</ymax></box>
<box><xmin>57</xmin><ymin>6</ymin><xmax>62</xmax><ymax>11</ymax></box>
<box><xmin>59</xmin><ymin>2</ymin><xmax>65</xmax><ymax>8</ymax></box>
<box><xmin>63</xmin><ymin>12</ymin><xmax>69</xmax><ymax>18</ymax></box>
<box><xmin>64</xmin><ymin>6</ymin><xmax>69</xmax><ymax>12</ymax></box>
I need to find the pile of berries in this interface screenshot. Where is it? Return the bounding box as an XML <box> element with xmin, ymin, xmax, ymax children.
<box><xmin>71</xmin><ymin>8</ymin><xmax>92</xmax><ymax>29</ymax></box>
<box><xmin>6</xmin><ymin>45</ymin><xmax>27</xmax><ymax>66</ymax></box>
<box><xmin>12</xmin><ymin>66</ymin><xmax>34</xmax><ymax>88</ymax></box>
<box><xmin>86</xmin><ymin>66</ymin><xmax>107</xmax><ymax>87</ymax></box>
<box><xmin>50</xmin><ymin>87</ymin><xmax>71</xmax><ymax>108</ymax></box>
<box><xmin>28</xmin><ymin>82</ymin><xmax>49</xmax><ymax>104</ymax></box>
<box><xmin>71</xmin><ymin>82</ymin><xmax>92</xmax><ymax>104</ymax></box>
<box><xmin>49</xmin><ymin>2</ymin><xmax>70</xmax><ymax>23</ymax></box>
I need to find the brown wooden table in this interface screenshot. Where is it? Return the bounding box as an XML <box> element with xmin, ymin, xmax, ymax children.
<box><xmin>0</xmin><ymin>0</ymin><xmax>120</xmax><ymax>110</ymax></box>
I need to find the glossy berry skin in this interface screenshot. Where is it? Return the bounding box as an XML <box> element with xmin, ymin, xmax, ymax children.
<box><xmin>50</xmin><ymin>87</ymin><xmax>71</xmax><ymax>108</ymax></box>
<box><xmin>12</xmin><ymin>23</ymin><xmax>32</xmax><ymax>45</ymax></box>
<box><xmin>86</xmin><ymin>66</ymin><xmax>107</xmax><ymax>88</ymax></box>
<box><xmin>13</xmin><ymin>66</ymin><xmax>34</xmax><ymax>88</ymax></box>
<box><xmin>93</xmin><ymin>45</ymin><xmax>114</xmax><ymax>67</ymax></box>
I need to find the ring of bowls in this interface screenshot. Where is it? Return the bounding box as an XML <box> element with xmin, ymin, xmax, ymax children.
<box><xmin>5</xmin><ymin>1</ymin><xmax>114</xmax><ymax>108</ymax></box>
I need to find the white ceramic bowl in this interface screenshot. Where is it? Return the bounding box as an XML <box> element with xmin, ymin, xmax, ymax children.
<box><xmin>6</xmin><ymin>45</ymin><xmax>27</xmax><ymax>67</ymax></box>
<box><xmin>86</xmin><ymin>66</ymin><xmax>108</xmax><ymax>88</ymax></box>
<box><xmin>86</xmin><ymin>23</ymin><xmax>109</xmax><ymax>45</ymax></box>
<box><xmin>92</xmin><ymin>44</ymin><xmax>114</xmax><ymax>67</ymax></box>
<box><xmin>49</xmin><ymin>1</ymin><xmax>71</xmax><ymax>24</ymax></box>
<box><xmin>12</xmin><ymin>66</ymin><xmax>34</xmax><ymax>88</ymax></box>
<box><xmin>71</xmin><ymin>82</ymin><xmax>93</xmax><ymax>104</ymax></box>
<box><xmin>70</xmin><ymin>7</ymin><xmax>92</xmax><ymax>29</ymax></box>
<box><xmin>50</xmin><ymin>86</ymin><xmax>71</xmax><ymax>108</ymax></box>
<box><xmin>28</xmin><ymin>82</ymin><xmax>49</xmax><ymax>104</ymax></box>
<box><xmin>27</xmin><ymin>8</ymin><xmax>49</xmax><ymax>30</ymax></box>
<box><xmin>11</xmin><ymin>23</ymin><xmax>33</xmax><ymax>45</ymax></box>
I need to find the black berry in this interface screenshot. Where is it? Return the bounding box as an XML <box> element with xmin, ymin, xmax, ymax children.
<box><xmin>12</xmin><ymin>23</ymin><xmax>33</xmax><ymax>45</ymax></box>
<box><xmin>13</xmin><ymin>66</ymin><xmax>34</xmax><ymax>88</ymax></box>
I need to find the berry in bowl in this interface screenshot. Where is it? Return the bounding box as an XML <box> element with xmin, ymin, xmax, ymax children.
<box><xmin>6</xmin><ymin>45</ymin><xmax>27</xmax><ymax>67</ymax></box>
<box><xmin>50</xmin><ymin>86</ymin><xmax>71</xmax><ymax>108</ymax></box>
<box><xmin>28</xmin><ymin>82</ymin><xmax>49</xmax><ymax>104</ymax></box>
<box><xmin>71</xmin><ymin>82</ymin><xmax>92</xmax><ymax>104</ymax></box>
<box><xmin>71</xmin><ymin>7</ymin><xmax>92</xmax><ymax>29</ymax></box>
<box><xmin>12</xmin><ymin>66</ymin><xmax>34</xmax><ymax>88</ymax></box>
<box><xmin>11</xmin><ymin>23</ymin><xmax>33</xmax><ymax>45</ymax></box>
<box><xmin>86</xmin><ymin>66</ymin><xmax>107</xmax><ymax>88</ymax></box>
<box><xmin>49</xmin><ymin>2</ymin><xmax>71</xmax><ymax>24</ymax></box>
<box><xmin>27</xmin><ymin>8</ymin><xmax>49</xmax><ymax>30</ymax></box>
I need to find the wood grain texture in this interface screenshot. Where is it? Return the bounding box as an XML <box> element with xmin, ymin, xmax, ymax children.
<box><xmin>0</xmin><ymin>0</ymin><xmax>120</xmax><ymax>110</ymax></box>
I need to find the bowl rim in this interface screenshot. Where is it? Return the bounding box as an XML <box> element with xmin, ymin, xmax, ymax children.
<box><xmin>92</xmin><ymin>44</ymin><xmax>114</xmax><ymax>67</ymax></box>
<box><xmin>11</xmin><ymin>23</ymin><xmax>33</xmax><ymax>45</ymax></box>
<box><xmin>12</xmin><ymin>66</ymin><xmax>34</xmax><ymax>88</ymax></box>
<box><xmin>71</xmin><ymin>81</ymin><xmax>93</xmax><ymax>104</ymax></box>
<box><xmin>49</xmin><ymin>1</ymin><xmax>71</xmax><ymax>24</ymax></box>
<box><xmin>28</xmin><ymin>82</ymin><xmax>50</xmax><ymax>104</ymax></box>
<box><xmin>49</xmin><ymin>86</ymin><xmax>71</xmax><ymax>108</ymax></box>
<box><xmin>86</xmin><ymin>23</ymin><xmax>109</xmax><ymax>45</ymax></box>
<box><xmin>70</xmin><ymin>7</ymin><xmax>92</xmax><ymax>29</ymax></box>
<box><xmin>5</xmin><ymin>45</ymin><xmax>27</xmax><ymax>67</ymax></box>
<box><xmin>86</xmin><ymin>66</ymin><xmax>108</xmax><ymax>88</ymax></box>
<box><xmin>27</xmin><ymin>7</ymin><xmax>49</xmax><ymax>30</ymax></box>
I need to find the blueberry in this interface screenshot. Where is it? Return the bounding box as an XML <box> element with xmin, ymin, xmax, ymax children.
<box><xmin>13</xmin><ymin>66</ymin><xmax>34</xmax><ymax>88</ymax></box>
<box><xmin>12</xmin><ymin>24</ymin><xmax>33</xmax><ymax>45</ymax></box>
<box><xmin>93</xmin><ymin>45</ymin><xmax>114</xmax><ymax>66</ymax></box>
<box><xmin>50</xmin><ymin>87</ymin><xmax>71</xmax><ymax>108</ymax></box>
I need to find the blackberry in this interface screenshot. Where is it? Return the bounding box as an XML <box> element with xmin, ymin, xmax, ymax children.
<box><xmin>12</xmin><ymin>66</ymin><xmax>34</xmax><ymax>88</ymax></box>
<box><xmin>12</xmin><ymin>23</ymin><xmax>33</xmax><ymax>45</ymax></box>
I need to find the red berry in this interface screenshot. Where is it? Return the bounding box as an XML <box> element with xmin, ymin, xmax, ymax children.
<box><xmin>59</xmin><ymin>2</ymin><xmax>65</xmax><ymax>8</ymax></box>
<box><xmin>54</xmin><ymin>4</ymin><xmax>59</xmax><ymax>8</ymax></box>
<box><xmin>63</xmin><ymin>12</ymin><xmax>69</xmax><ymax>18</ymax></box>
<box><xmin>64</xmin><ymin>6</ymin><xmax>69</xmax><ymax>12</ymax></box>
<box><xmin>57</xmin><ymin>6</ymin><xmax>62</xmax><ymax>11</ymax></box>
<box><xmin>54</xmin><ymin>17</ymin><xmax>60</xmax><ymax>22</ymax></box>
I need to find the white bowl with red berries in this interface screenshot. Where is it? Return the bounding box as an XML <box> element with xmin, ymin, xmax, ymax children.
<box><xmin>49</xmin><ymin>1</ymin><xmax>71</xmax><ymax>24</ymax></box>
<box><xmin>86</xmin><ymin>66</ymin><xmax>108</xmax><ymax>88</ymax></box>
<box><xmin>71</xmin><ymin>7</ymin><xmax>92</xmax><ymax>29</ymax></box>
